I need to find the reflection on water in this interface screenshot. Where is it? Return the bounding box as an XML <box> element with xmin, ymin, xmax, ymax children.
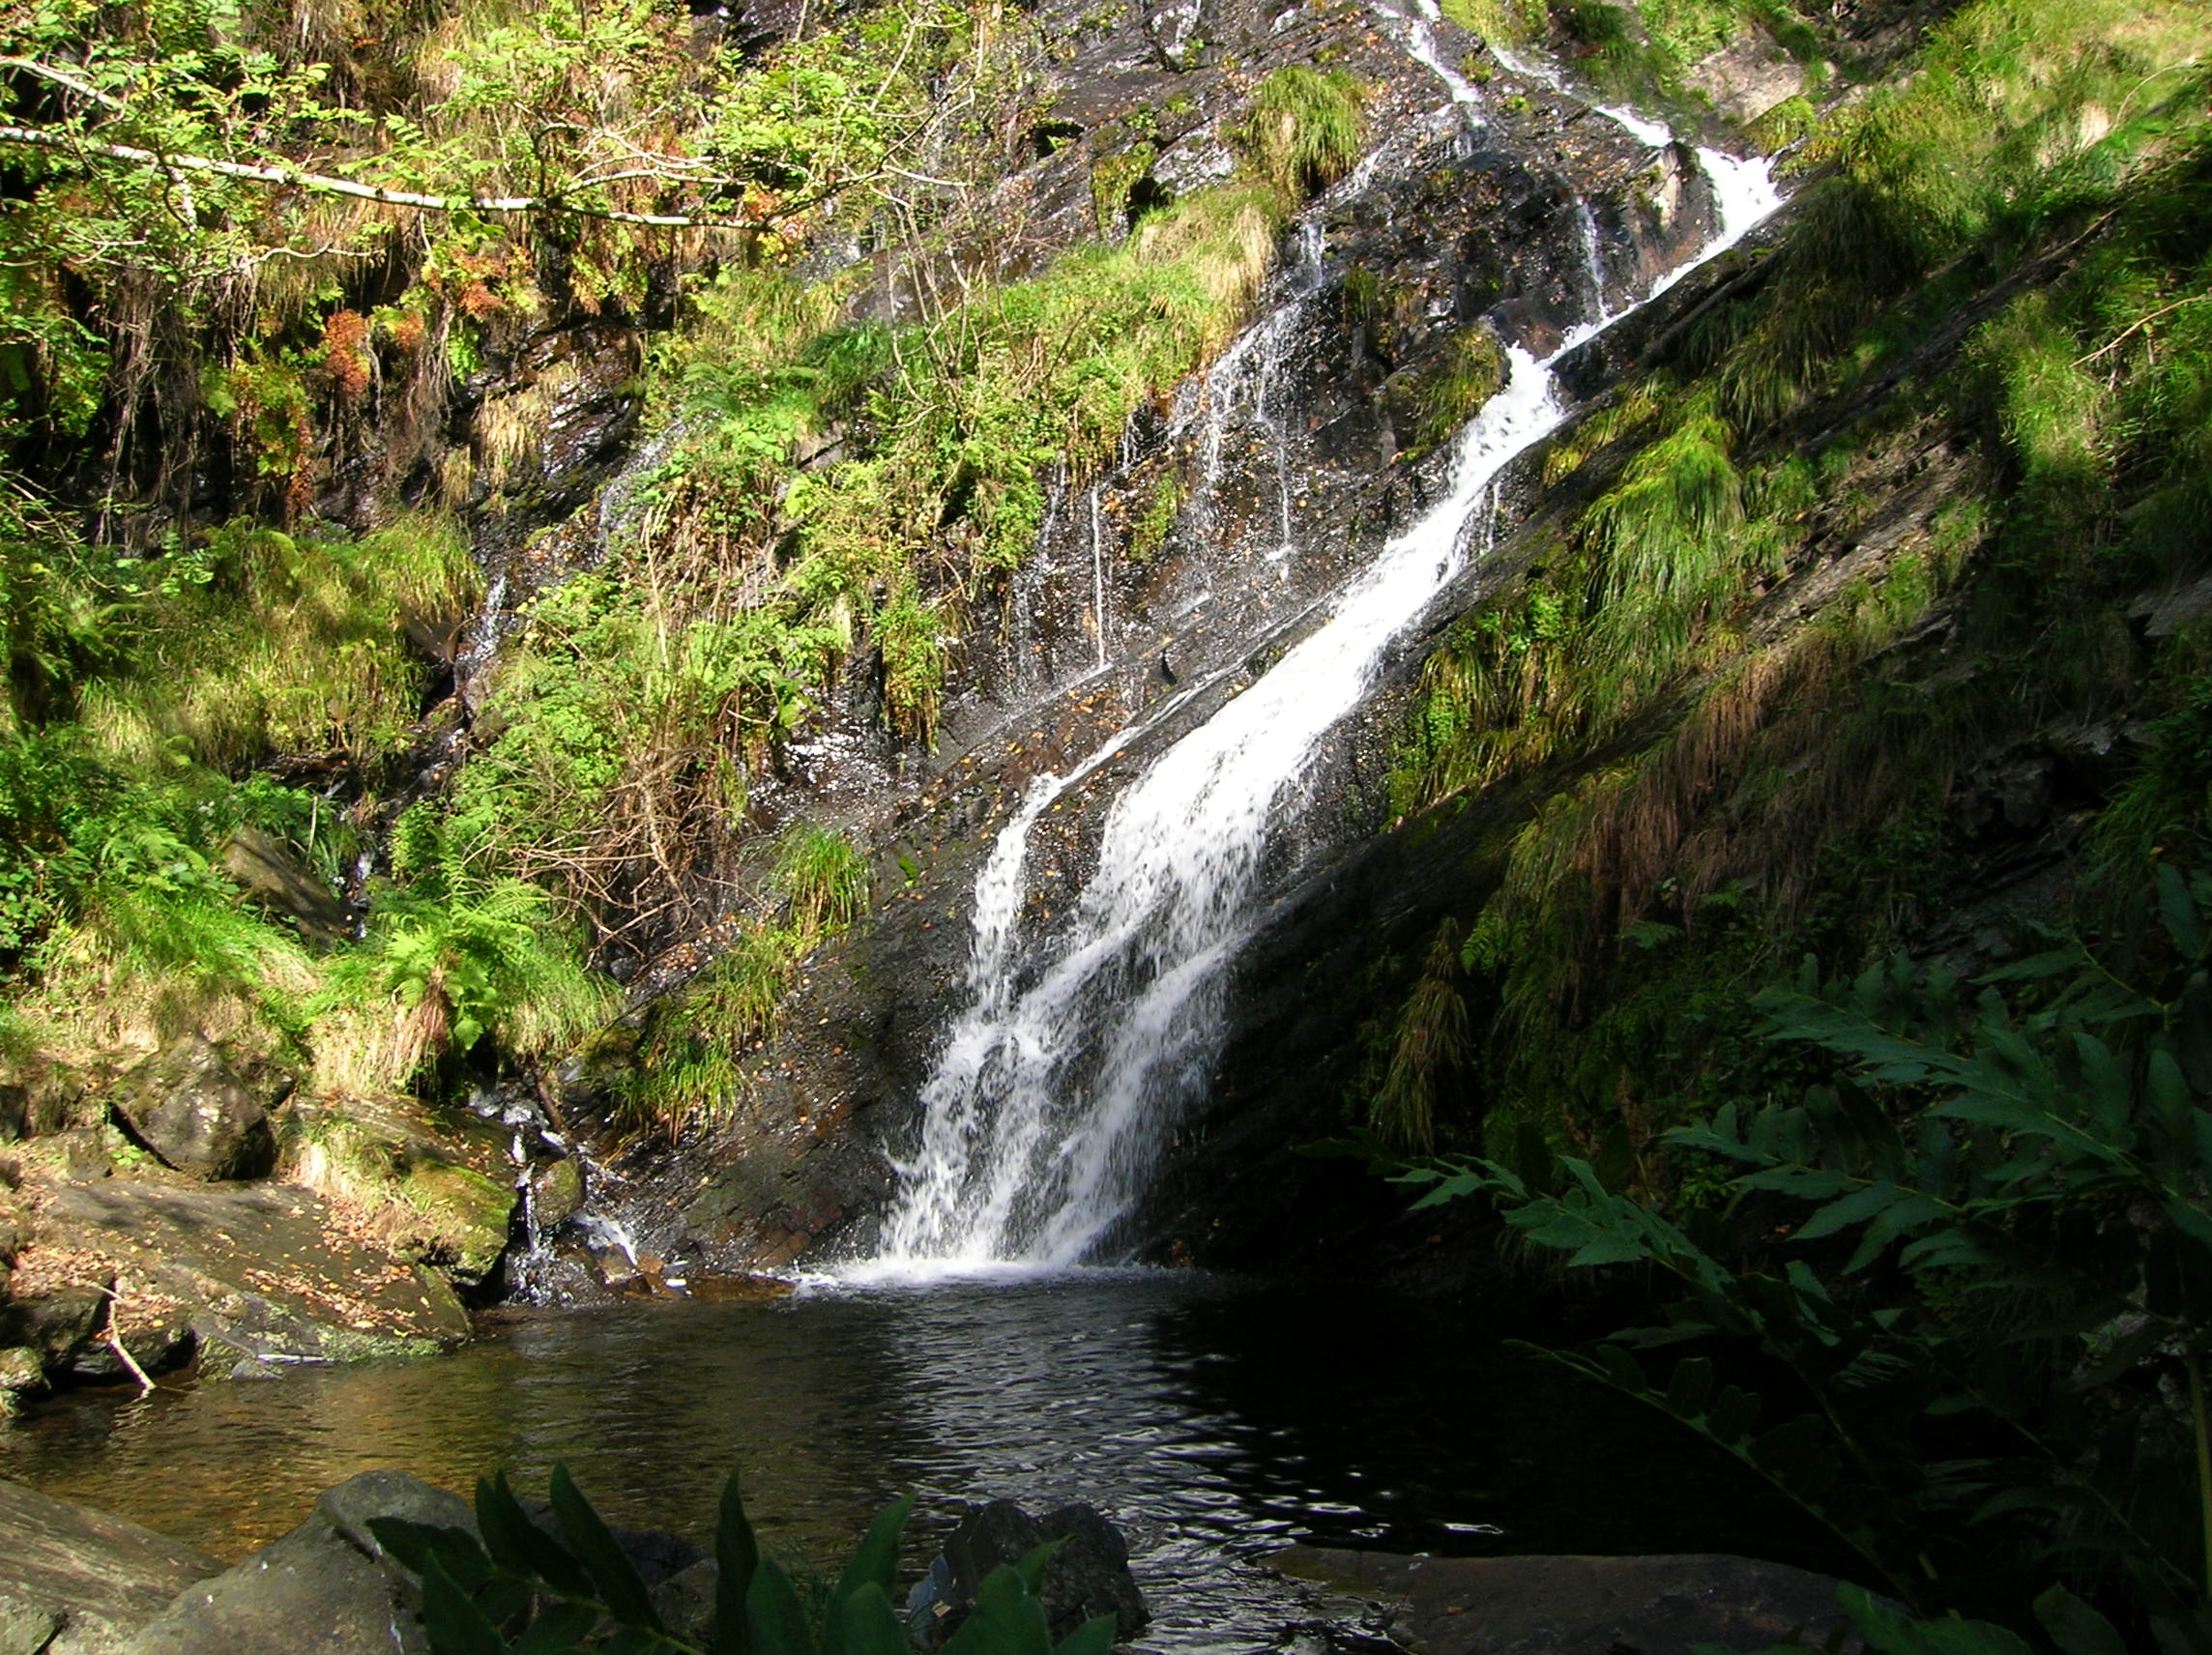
<box><xmin>0</xmin><ymin>1274</ymin><xmax>1836</xmax><ymax>1653</ymax></box>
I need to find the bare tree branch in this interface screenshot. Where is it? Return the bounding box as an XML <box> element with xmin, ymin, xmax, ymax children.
<box><xmin>0</xmin><ymin>122</ymin><xmax>759</xmax><ymax>230</ymax></box>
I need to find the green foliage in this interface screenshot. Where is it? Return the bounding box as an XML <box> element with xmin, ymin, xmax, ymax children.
<box><xmin>1407</xmin><ymin>328</ymin><xmax>1508</xmax><ymax>459</ymax></box>
<box><xmin>775</xmin><ymin>825</ymin><xmax>870</xmax><ymax>937</ymax></box>
<box><xmin>1368</xmin><ymin>919</ymin><xmax>1470</xmax><ymax>1153</ymax></box>
<box><xmin>315</xmin><ymin>868</ymin><xmax>615</xmax><ymax>1093</ymax></box>
<box><xmin>369</xmin><ymin>1465</ymin><xmax>1118</xmax><ymax>1655</ymax></box>
<box><xmin>1231</xmin><ymin>68</ymin><xmax>1367</xmax><ymax>198</ymax></box>
<box><xmin>1376</xmin><ymin>0</ymin><xmax>2212</xmax><ymax>1154</ymax></box>
<box><xmin>1386</xmin><ymin>871</ymin><xmax>2212</xmax><ymax>1635</ymax></box>
<box><xmin>1722</xmin><ymin>1582</ymin><xmax>2133</xmax><ymax>1655</ymax></box>
<box><xmin>73</xmin><ymin>520</ymin><xmax>459</xmax><ymax>773</ymax></box>
<box><xmin>1127</xmin><ymin>473</ymin><xmax>1185</xmax><ymax>565</ymax></box>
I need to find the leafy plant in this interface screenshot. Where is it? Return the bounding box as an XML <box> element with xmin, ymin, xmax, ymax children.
<box><xmin>368</xmin><ymin>1465</ymin><xmax>1118</xmax><ymax>1655</ymax></box>
<box><xmin>1380</xmin><ymin>866</ymin><xmax>2212</xmax><ymax>1638</ymax></box>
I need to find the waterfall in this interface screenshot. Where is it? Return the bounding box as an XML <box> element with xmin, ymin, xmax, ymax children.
<box><xmin>849</xmin><ymin>68</ymin><xmax>1783</xmax><ymax>1283</ymax></box>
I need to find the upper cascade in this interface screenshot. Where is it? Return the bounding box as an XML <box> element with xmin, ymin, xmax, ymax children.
<box><xmin>849</xmin><ymin>68</ymin><xmax>1783</xmax><ymax>1279</ymax></box>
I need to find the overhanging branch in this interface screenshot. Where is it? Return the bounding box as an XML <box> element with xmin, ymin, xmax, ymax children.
<box><xmin>0</xmin><ymin>123</ymin><xmax>758</xmax><ymax>231</ymax></box>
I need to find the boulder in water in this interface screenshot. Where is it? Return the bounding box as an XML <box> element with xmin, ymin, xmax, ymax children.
<box><xmin>917</xmin><ymin>1498</ymin><xmax>1149</xmax><ymax>1645</ymax></box>
<box><xmin>1268</xmin><ymin>1548</ymin><xmax>1872</xmax><ymax>1655</ymax></box>
<box><xmin>34</xmin><ymin>1180</ymin><xmax>471</xmax><ymax>1367</ymax></box>
<box><xmin>124</xmin><ymin>1471</ymin><xmax>472</xmax><ymax>1655</ymax></box>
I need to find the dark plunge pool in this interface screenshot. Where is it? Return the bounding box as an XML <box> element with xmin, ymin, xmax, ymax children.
<box><xmin>0</xmin><ymin>1271</ymin><xmax>1841</xmax><ymax>1652</ymax></box>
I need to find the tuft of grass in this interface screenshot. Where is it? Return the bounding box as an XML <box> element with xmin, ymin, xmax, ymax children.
<box><xmin>1410</xmin><ymin>327</ymin><xmax>1509</xmax><ymax>458</ymax></box>
<box><xmin>311</xmin><ymin>879</ymin><xmax>616</xmax><ymax>1096</ymax></box>
<box><xmin>775</xmin><ymin>822</ymin><xmax>870</xmax><ymax>937</ymax></box>
<box><xmin>614</xmin><ymin>922</ymin><xmax>802</xmax><ymax>1132</ymax></box>
<box><xmin>1369</xmin><ymin>919</ymin><xmax>1470</xmax><ymax>1153</ymax></box>
<box><xmin>1232</xmin><ymin>68</ymin><xmax>1368</xmax><ymax>199</ymax></box>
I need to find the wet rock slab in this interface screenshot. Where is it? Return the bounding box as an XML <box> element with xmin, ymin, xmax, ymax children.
<box><xmin>0</xmin><ymin>1476</ymin><xmax>219</xmax><ymax>1655</ymax></box>
<box><xmin>1269</xmin><ymin>1548</ymin><xmax>1865</xmax><ymax>1655</ymax></box>
<box><xmin>124</xmin><ymin>1471</ymin><xmax>470</xmax><ymax>1655</ymax></box>
<box><xmin>34</xmin><ymin>1181</ymin><xmax>472</xmax><ymax>1369</ymax></box>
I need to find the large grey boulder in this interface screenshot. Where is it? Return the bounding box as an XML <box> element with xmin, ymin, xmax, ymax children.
<box><xmin>1269</xmin><ymin>1549</ymin><xmax>1869</xmax><ymax>1655</ymax></box>
<box><xmin>125</xmin><ymin>1471</ymin><xmax>472</xmax><ymax>1655</ymax></box>
<box><xmin>0</xmin><ymin>1477</ymin><xmax>220</xmax><ymax>1655</ymax></box>
<box><xmin>37</xmin><ymin>1181</ymin><xmax>472</xmax><ymax>1368</ymax></box>
<box><xmin>110</xmin><ymin>1039</ymin><xmax>275</xmax><ymax>1182</ymax></box>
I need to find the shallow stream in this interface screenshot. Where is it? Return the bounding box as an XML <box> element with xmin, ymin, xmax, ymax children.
<box><xmin>0</xmin><ymin>1273</ymin><xmax>1837</xmax><ymax>1652</ymax></box>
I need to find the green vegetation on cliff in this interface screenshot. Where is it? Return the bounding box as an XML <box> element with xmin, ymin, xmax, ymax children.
<box><xmin>1376</xmin><ymin>0</ymin><xmax>2212</xmax><ymax>1164</ymax></box>
<box><xmin>1348</xmin><ymin>1</ymin><xmax>2212</xmax><ymax>1642</ymax></box>
<box><xmin>0</xmin><ymin>0</ymin><xmax>1374</xmax><ymax>1141</ymax></box>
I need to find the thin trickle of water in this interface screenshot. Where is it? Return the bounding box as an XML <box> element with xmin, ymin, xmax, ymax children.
<box><xmin>1370</xmin><ymin>0</ymin><xmax>1487</xmax><ymax>129</ymax></box>
<box><xmin>1575</xmin><ymin>197</ymin><xmax>1612</xmax><ymax>322</ymax></box>
<box><xmin>1088</xmin><ymin>485</ymin><xmax>1110</xmax><ymax>670</ymax></box>
<box><xmin>1189</xmin><ymin>290</ymin><xmax>1305</xmax><ymax>561</ymax></box>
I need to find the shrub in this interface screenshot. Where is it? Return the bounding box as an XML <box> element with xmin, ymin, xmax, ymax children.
<box><xmin>371</xmin><ymin>1465</ymin><xmax>1119</xmax><ymax>1655</ymax></box>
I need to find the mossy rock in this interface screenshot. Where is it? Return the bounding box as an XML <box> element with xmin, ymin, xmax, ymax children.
<box><xmin>401</xmin><ymin>1161</ymin><xmax>514</xmax><ymax>1282</ymax></box>
<box><xmin>532</xmin><ymin>1157</ymin><xmax>585</xmax><ymax>1229</ymax></box>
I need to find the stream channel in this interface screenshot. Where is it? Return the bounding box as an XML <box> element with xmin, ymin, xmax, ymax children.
<box><xmin>1</xmin><ymin>1272</ymin><xmax>1833</xmax><ymax>1651</ymax></box>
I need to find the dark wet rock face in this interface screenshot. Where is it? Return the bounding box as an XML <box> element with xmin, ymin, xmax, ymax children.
<box><xmin>0</xmin><ymin>1476</ymin><xmax>220</xmax><ymax>1655</ymax></box>
<box><xmin>572</xmin><ymin>0</ymin><xmax>1746</xmax><ymax>1276</ymax></box>
<box><xmin>110</xmin><ymin>1037</ymin><xmax>276</xmax><ymax>1183</ymax></box>
<box><xmin>915</xmin><ymin>1498</ymin><xmax>1150</xmax><ymax>1644</ymax></box>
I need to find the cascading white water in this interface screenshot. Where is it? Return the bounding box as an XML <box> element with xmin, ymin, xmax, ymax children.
<box><xmin>1370</xmin><ymin>0</ymin><xmax>1487</xmax><ymax>128</ymax></box>
<box><xmin>868</xmin><ymin>345</ymin><xmax>1567</xmax><ymax>1276</ymax></box>
<box><xmin>854</xmin><ymin>66</ymin><xmax>1783</xmax><ymax>1283</ymax></box>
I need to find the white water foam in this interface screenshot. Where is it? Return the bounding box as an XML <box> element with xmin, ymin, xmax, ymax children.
<box><xmin>869</xmin><ymin>344</ymin><xmax>1572</xmax><ymax>1274</ymax></box>
<box><xmin>852</xmin><ymin>63</ymin><xmax>1783</xmax><ymax>1285</ymax></box>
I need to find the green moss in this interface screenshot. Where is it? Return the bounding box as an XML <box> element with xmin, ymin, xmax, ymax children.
<box><xmin>1128</xmin><ymin>472</ymin><xmax>1186</xmax><ymax>563</ymax></box>
<box><xmin>1408</xmin><ymin>327</ymin><xmax>1509</xmax><ymax>458</ymax></box>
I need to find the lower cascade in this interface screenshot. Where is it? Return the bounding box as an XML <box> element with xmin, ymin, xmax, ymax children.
<box><xmin>864</xmin><ymin>146</ymin><xmax>1782</xmax><ymax>1277</ymax></box>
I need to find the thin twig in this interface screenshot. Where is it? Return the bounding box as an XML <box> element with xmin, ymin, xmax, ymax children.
<box><xmin>2075</xmin><ymin>295</ymin><xmax>2211</xmax><ymax>366</ymax></box>
<box><xmin>95</xmin><ymin>1282</ymin><xmax>156</xmax><ymax>1395</ymax></box>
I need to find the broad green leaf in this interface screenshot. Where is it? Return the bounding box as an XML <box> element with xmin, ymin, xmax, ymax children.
<box><xmin>2160</xmin><ymin>862</ymin><xmax>2207</xmax><ymax>962</ymax></box>
<box><xmin>831</xmin><ymin>1583</ymin><xmax>910</xmax><ymax>1655</ymax></box>
<box><xmin>368</xmin><ymin>1517</ymin><xmax>497</xmax><ymax>1591</ymax></box>
<box><xmin>1053</xmin><ymin>1614</ymin><xmax>1120</xmax><ymax>1655</ymax></box>
<box><xmin>1012</xmin><ymin>1541</ymin><xmax>1060</xmax><ymax>1596</ymax></box>
<box><xmin>2032</xmin><ymin>1582</ymin><xmax>2127</xmax><ymax>1655</ymax></box>
<box><xmin>747</xmin><ymin>1557</ymin><xmax>815</xmax><ymax>1655</ymax></box>
<box><xmin>1792</xmin><ymin>1179</ymin><xmax>1902</xmax><ymax>1242</ymax></box>
<box><xmin>549</xmin><ymin>1465</ymin><xmax>662</xmax><ymax>1632</ymax></box>
<box><xmin>420</xmin><ymin>1553</ymin><xmax>510</xmax><ymax>1655</ymax></box>
<box><xmin>512</xmin><ymin>1602</ymin><xmax>599</xmax><ymax>1655</ymax></box>
<box><xmin>833</xmin><ymin>1495</ymin><xmax>914</xmax><ymax>1604</ymax></box>
<box><xmin>714</xmin><ymin>1473</ymin><xmax>758</xmax><ymax>1655</ymax></box>
<box><xmin>1665</xmin><ymin>1355</ymin><xmax>1714</xmax><ymax>1416</ymax></box>
<box><xmin>477</xmin><ymin>1473</ymin><xmax>595</xmax><ymax>1602</ymax></box>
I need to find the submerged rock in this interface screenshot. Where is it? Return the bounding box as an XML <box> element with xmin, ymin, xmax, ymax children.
<box><xmin>1268</xmin><ymin>1549</ymin><xmax>1869</xmax><ymax>1655</ymax></box>
<box><xmin>124</xmin><ymin>1471</ymin><xmax>470</xmax><ymax>1655</ymax></box>
<box><xmin>110</xmin><ymin>1038</ymin><xmax>276</xmax><ymax>1183</ymax></box>
<box><xmin>0</xmin><ymin>1476</ymin><xmax>220</xmax><ymax>1655</ymax></box>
